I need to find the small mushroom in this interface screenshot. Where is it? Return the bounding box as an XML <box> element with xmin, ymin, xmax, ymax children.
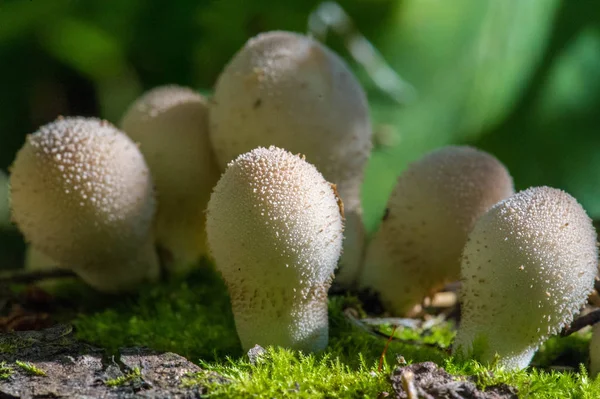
<box><xmin>10</xmin><ymin>116</ymin><xmax>159</xmax><ymax>292</ymax></box>
<box><xmin>209</xmin><ymin>30</ymin><xmax>371</xmax><ymax>287</ymax></box>
<box><xmin>589</xmin><ymin>323</ymin><xmax>600</xmax><ymax>377</ymax></box>
<box><xmin>453</xmin><ymin>186</ymin><xmax>598</xmax><ymax>369</ymax></box>
<box><xmin>206</xmin><ymin>146</ymin><xmax>344</xmax><ymax>352</ymax></box>
<box><xmin>0</xmin><ymin>169</ymin><xmax>9</xmax><ymax>229</ymax></box>
<box><xmin>121</xmin><ymin>85</ymin><xmax>220</xmax><ymax>273</ymax></box>
<box><xmin>360</xmin><ymin>146</ymin><xmax>514</xmax><ymax>315</ymax></box>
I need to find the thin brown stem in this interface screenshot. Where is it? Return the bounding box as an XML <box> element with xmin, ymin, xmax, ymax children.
<box><xmin>0</xmin><ymin>269</ymin><xmax>76</xmax><ymax>286</ymax></box>
<box><xmin>561</xmin><ymin>309</ymin><xmax>600</xmax><ymax>337</ymax></box>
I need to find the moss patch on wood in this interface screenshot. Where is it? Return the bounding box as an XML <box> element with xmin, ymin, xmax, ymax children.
<box><xmin>69</xmin><ymin>262</ymin><xmax>600</xmax><ymax>398</ymax></box>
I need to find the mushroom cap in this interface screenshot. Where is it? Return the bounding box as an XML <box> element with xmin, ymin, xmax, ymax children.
<box><xmin>10</xmin><ymin>116</ymin><xmax>159</xmax><ymax>292</ymax></box>
<box><xmin>454</xmin><ymin>186</ymin><xmax>598</xmax><ymax>369</ymax></box>
<box><xmin>121</xmin><ymin>85</ymin><xmax>220</xmax><ymax>270</ymax></box>
<box><xmin>206</xmin><ymin>146</ymin><xmax>344</xmax><ymax>351</ymax></box>
<box><xmin>210</xmin><ymin>31</ymin><xmax>371</xmax><ymax>285</ymax></box>
<box><xmin>360</xmin><ymin>146</ymin><xmax>514</xmax><ymax>315</ymax></box>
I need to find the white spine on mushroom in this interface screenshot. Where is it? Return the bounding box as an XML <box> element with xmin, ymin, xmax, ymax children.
<box><xmin>209</xmin><ymin>31</ymin><xmax>371</xmax><ymax>287</ymax></box>
<box><xmin>206</xmin><ymin>146</ymin><xmax>343</xmax><ymax>352</ymax></box>
<box><xmin>454</xmin><ymin>186</ymin><xmax>598</xmax><ymax>369</ymax></box>
<box><xmin>121</xmin><ymin>85</ymin><xmax>220</xmax><ymax>272</ymax></box>
<box><xmin>360</xmin><ymin>146</ymin><xmax>514</xmax><ymax>315</ymax></box>
<box><xmin>589</xmin><ymin>323</ymin><xmax>600</xmax><ymax>377</ymax></box>
<box><xmin>10</xmin><ymin>117</ymin><xmax>159</xmax><ymax>292</ymax></box>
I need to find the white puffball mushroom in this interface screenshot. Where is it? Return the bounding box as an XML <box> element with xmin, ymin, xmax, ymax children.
<box><xmin>121</xmin><ymin>85</ymin><xmax>220</xmax><ymax>273</ymax></box>
<box><xmin>589</xmin><ymin>323</ymin><xmax>600</xmax><ymax>377</ymax></box>
<box><xmin>24</xmin><ymin>246</ymin><xmax>67</xmax><ymax>291</ymax></box>
<box><xmin>454</xmin><ymin>186</ymin><xmax>598</xmax><ymax>370</ymax></box>
<box><xmin>25</xmin><ymin>245</ymin><xmax>58</xmax><ymax>272</ymax></box>
<box><xmin>0</xmin><ymin>169</ymin><xmax>9</xmax><ymax>229</ymax></box>
<box><xmin>360</xmin><ymin>146</ymin><xmax>514</xmax><ymax>315</ymax></box>
<box><xmin>206</xmin><ymin>146</ymin><xmax>344</xmax><ymax>352</ymax></box>
<box><xmin>10</xmin><ymin>116</ymin><xmax>159</xmax><ymax>292</ymax></box>
<box><xmin>210</xmin><ymin>30</ymin><xmax>371</xmax><ymax>287</ymax></box>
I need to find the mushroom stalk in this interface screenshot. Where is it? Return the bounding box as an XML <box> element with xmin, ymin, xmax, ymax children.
<box><xmin>589</xmin><ymin>323</ymin><xmax>600</xmax><ymax>377</ymax></box>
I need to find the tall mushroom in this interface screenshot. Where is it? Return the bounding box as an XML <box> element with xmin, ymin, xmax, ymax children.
<box><xmin>0</xmin><ymin>169</ymin><xmax>9</xmax><ymax>229</ymax></box>
<box><xmin>360</xmin><ymin>146</ymin><xmax>514</xmax><ymax>315</ymax></box>
<box><xmin>454</xmin><ymin>186</ymin><xmax>598</xmax><ymax>369</ymax></box>
<box><xmin>589</xmin><ymin>323</ymin><xmax>600</xmax><ymax>377</ymax></box>
<box><xmin>121</xmin><ymin>85</ymin><xmax>220</xmax><ymax>272</ymax></box>
<box><xmin>209</xmin><ymin>31</ymin><xmax>371</xmax><ymax>287</ymax></box>
<box><xmin>206</xmin><ymin>146</ymin><xmax>344</xmax><ymax>352</ymax></box>
<box><xmin>10</xmin><ymin>116</ymin><xmax>159</xmax><ymax>292</ymax></box>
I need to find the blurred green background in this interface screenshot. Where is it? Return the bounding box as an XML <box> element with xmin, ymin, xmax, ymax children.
<box><xmin>1</xmin><ymin>0</ymin><xmax>599</xmax><ymax>268</ymax></box>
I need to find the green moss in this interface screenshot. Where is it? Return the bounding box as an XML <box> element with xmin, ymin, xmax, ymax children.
<box><xmin>15</xmin><ymin>360</ymin><xmax>46</xmax><ymax>376</ymax></box>
<box><xmin>71</xmin><ymin>263</ymin><xmax>600</xmax><ymax>397</ymax></box>
<box><xmin>446</xmin><ymin>360</ymin><xmax>600</xmax><ymax>398</ymax></box>
<box><xmin>74</xmin><ymin>264</ymin><xmax>241</xmax><ymax>360</ymax></box>
<box><xmin>183</xmin><ymin>347</ymin><xmax>390</xmax><ymax>398</ymax></box>
<box><xmin>105</xmin><ymin>367</ymin><xmax>142</xmax><ymax>387</ymax></box>
<box><xmin>0</xmin><ymin>362</ymin><xmax>13</xmax><ymax>380</ymax></box>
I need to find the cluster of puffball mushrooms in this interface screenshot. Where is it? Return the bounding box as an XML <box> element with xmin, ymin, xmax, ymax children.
<box><xmin>5</xmin><ymin>31</ymin><xmax>600</xmax><ymax>372</ymax></box>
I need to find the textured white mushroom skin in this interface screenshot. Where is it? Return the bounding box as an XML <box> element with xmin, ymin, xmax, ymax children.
<box><xmin>206</xmin><ymin>146</ymin><xmax>343</xmax><ymax>352</ymax></box>
<box><xmin>121</xmin><ymin>85</ymin><xmax>220</xmax><ymax>272</ymax></box>
<box><xmin>209</xmin><ymin>31</ymin><xmax>371</xmax><ymax>287</ymax></box>
<box><xmin>10</xmin><ymin>117</ymin><xmax>159</xmax><ymax>292</ymax></box>
<box><xmin>360</xmin><ymin>146</ymin><xmax>514</xmax><ymax>315</ymax></box>
<box><xmin>453</xmin><ymin>186</ymin><xmax>598</xmax><ymax>370</ymax></box>
<box><xmin>589</xmin><ymin>323</ymin><xmax>600</xmax><ymax>377</ymax></box>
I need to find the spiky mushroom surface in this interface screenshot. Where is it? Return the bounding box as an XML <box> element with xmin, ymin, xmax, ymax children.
<box><xmin>209</xmin><ymin>30</ymin><xmax>371</xmax><ymax>287</ymax></box>
<box><xmin>206</xmin><ymin>146</ymin><xmax>344</xmax><ymax>352</ymax></box>
<box><xmin>360</xmin><ymin>146</ymin><xmax>514</xmax><ymax>315</ymax></box>
<box><xmin>121</xmin><ymin>85</ymin><xmax>220</xmax><ymax>272</ymax></box>
<box><xmin>10</xmin><ymin>116</ymin><xmax>159</xmax><ymax>292</ymax></box>
<box><xmin>453</xmin><ymin>186</ymin><xmax>598</xmax><ymax>370</ymax></box>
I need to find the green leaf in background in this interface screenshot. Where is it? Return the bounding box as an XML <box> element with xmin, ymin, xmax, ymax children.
<box><xmin>362</xmin><ymin>0</ymin><xmax>559</xmax><ymax>233</ymax></box>
<box><xmin>0</xmin><ymin>0</ymin><xmax>70</xmax><ymax>43</ymax></box>
<box><xmin>476</xmin><ymin>27</ymin><xmax>600</xmax><ymax>219</ymax></box>
<box><xmin>39</xmin><ymin>18</ymin><xmax>141</xmax><ymax>122</ymax></box>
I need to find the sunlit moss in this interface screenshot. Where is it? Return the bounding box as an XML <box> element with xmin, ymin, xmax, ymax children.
<box><xmin>74</xmin><ymin>263</ymin><xmax>241</xmax><ymax>361</ymax></box>
<box><xmin>15</xmin><ymin>360</ymin><xmax>46</xmax><ymax>376</ymax></box>
<box><xmin>72</xmin><ymin>262</ymin><xmax>600</xmax><ymax>397</ymax></box>
<box><xmin>0</xmin><ymin>362</ymin><xmax>13</xmax><ymax>380</ymax></box>
<box><xmin>105</xmin><ymin>367</ymin><xmax>142</xmax><ymax>387</ymax></box>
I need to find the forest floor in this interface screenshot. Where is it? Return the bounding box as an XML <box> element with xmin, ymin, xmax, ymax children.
<box><xmin>0</xmin><ymin>264</ymin><xmax>598</xmax><ymax>398</ymax></box>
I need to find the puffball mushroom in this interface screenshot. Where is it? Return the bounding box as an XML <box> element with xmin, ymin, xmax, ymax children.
<box><xmin>121</xmin><ymin>85</ymin><xmax>220</xmax><ymax>272</ymax></box>
<box><xmin>206</xmin><ymin>146</ymin><xmax>344</xmax><ymax>352</ymax></box>
<box><xmin>209</xmin><ymin>30</ymin><xmax>371</xmax><ymax>287</ymax></box>
<box><xmin>360</xmin><ymin>146</ymin><xmax>514</xmax><ymax>315</ymax></box>
<box><xmin>454</xmin><ymin>186</ymin><xmax>598</xmax><ymax>370</ymax></box>
<box><xmin>10</xmin><ymin>116</ymin><xmax>159</xmax><ymax>292</ymax></box>
<box><xmin>0</xmin><ymin>169</ymin><xmax>9</xmax><ymax>229</ymax></box>
<box><xmin>590</xmin><ymin>323</ymin><xmax>600</xmax><ymax>377</ymax></box>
